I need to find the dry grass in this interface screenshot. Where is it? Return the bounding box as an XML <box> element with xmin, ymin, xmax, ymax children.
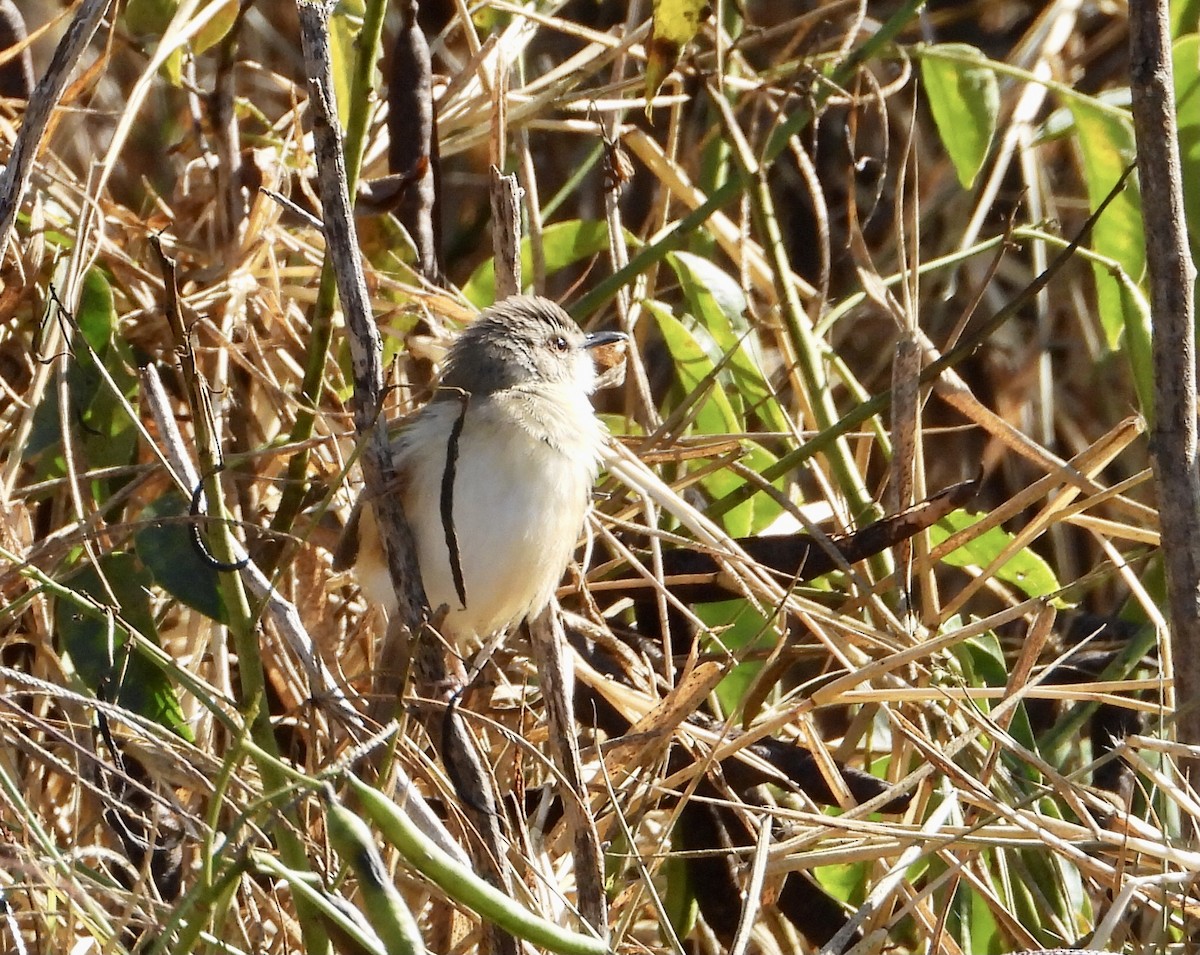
<box><xmin>1</xmin><ymin>1</ymin><xmax>1196</xmax><ymax>953</ymax></box>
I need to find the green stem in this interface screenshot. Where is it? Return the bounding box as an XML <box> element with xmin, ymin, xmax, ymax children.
<box><xmin>748</xmin><ymin>167</ymin><xmax>873</xmax><ymax>518</ymax></box>
<box><xmin>200</xmin><ymin>470</ymin><xmax>330</xmax><ymax>955</ymax></box>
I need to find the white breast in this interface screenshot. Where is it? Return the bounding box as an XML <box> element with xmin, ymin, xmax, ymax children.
<box><xmin>395</xmin><ymin>387</ymin><xmax>604</xmax><ymax>643</ymax></box>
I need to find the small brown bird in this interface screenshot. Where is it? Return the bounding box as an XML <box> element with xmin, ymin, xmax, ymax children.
<box><xmin>350</xmin><ymin>295</ymin><xmax>626</xmax><ymax>645</ymax></box>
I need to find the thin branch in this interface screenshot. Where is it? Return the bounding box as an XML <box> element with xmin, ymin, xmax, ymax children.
<box><xmin>1129</xmin><ymin>0</ymin><xmax>1200</xmax><ymax>748</ymax></box>
<box><xmin>296</xmin><ymin>0</ymin><xmax>427</xmax><ymax>635</ymax></box>
<box><xmin>490</xmin><ymin>166</ymin><xmax>522</xmax><ymax>298</ymax></box>
<box><xmin>528</xmin><ymin>608</ymin><xmax>608</xmax><ymax>936</ymax></box>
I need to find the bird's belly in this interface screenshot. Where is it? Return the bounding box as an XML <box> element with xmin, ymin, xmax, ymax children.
<box><xmin>404</xmin><ymin>423</ymin><xmax>592</xmax><ymax>641</ymax></box>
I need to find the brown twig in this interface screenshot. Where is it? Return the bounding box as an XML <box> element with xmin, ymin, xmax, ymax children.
<box><xmin>528</xmin><ymin>608</ymin><xmax>609</xmax><ymax>935</ymax></box>
<box><xmin>296</xmin><ymin>0</ymin><xmax>426</xmax><ymax>635</ymax></box>
<box><xmin>1129</xmin><ymin>1</ymin><xmax>1200</xmax><ymax>749</ymax></box>
<box><xmin>388</xmin><ymin>0</ymin><xmax>442</xmax><ymax>284</ymax></box>
<box><xmin>490</xmin><ymin>166</ymin><xmax>522</xmax><ymax>298</ymax></box>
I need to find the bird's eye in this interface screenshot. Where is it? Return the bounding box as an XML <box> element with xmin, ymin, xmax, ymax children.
<box><xmin>549</xmin><ymin>335</ymin><xmax>570</xmax><ymax>352</ymax></box>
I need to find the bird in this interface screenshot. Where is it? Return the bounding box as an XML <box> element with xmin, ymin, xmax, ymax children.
<box><xmin>346</xmin><ymin>294</ymin><xmax>626</xmax><ymax>647</ymax></box>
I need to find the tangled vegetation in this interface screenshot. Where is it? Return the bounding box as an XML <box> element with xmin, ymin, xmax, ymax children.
<box><xmin>2</xmin><ymin>1</ymin><xmax>1199</xmax><ymax>953</ymax></box>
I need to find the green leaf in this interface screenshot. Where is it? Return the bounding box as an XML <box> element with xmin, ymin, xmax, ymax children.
<box><xmin>161</xmin><ymin>48</ymin><xmax>184</xmax><ymax>87</ymax></box>
<box><xmin>135</xmin><ymin>494</ymin><xmax>229</xmax><ymax>625</ymax></box>
<box><xmin>661</xmin><ymin>849</ymin><xmax>698</xmax><ymax>944</ymax></box>
<box><xmin>649</xmin><ymin>300</ymin><xmax>741</xmax><ymax>527</ymax></box>
<box><xmin>951</xmin><ymin>631</ymin><xmax>1008</xmax><ymax>691</ymax></box>
<box><xmin>949</xmin><ymin>631</ymin><xmax>1041</xmax><ymax>763</ymax></box>
<box><xmin>963</xmin><ymin>874</ymin><xmax>1004</xmax><ymax>955</ymax></box>
<box><xmin>55</xmin><ymin>554</ymin><xmax>193</xmax><ymax>741</ymax></box>
<box><xmin>815</xmin><ymin>862</ymin><xmax>869</xmax><ymax>907</ymax></box>
<box><xmin>1116</xmin><ymin>271</ymin><xmax>1154</xmax><ymax>423</ymax></box>
<box><xmin>648</xmin><ymin>301</ymin><xmax>787</xmax><ymax>536</ymax></box>
<box><xmin>1174</xmin><ymin>34</ymin><xmax>1200</xmax><ymax>266</ymax></box>
<box><xmin>193</xmin><ymin>0</ymin><xmax>240</xmax><ymax>55</ymax></box>
<box><xmin>919</xmin><ymin>44</ymin><xmax>1000</xmax><ymax>188</ymax></box>
<box><xmin>646</xmin><ymin>0</ymin><xmax>709</xmax><ymax>104</ymax></box>
<box><xmin>931</xmin><ymin>510</ymin><xmax>1064</xmax><ymax>603</ymax></box>
<box><xmin>120</xmin><ymin>0</ymin><xmax>191</xmax><ymax>85</ymax></box>
<box><xmin>694</xmin><ymin>598</ymin><xmax>773</xmax><ymax>715</ymax></box>
<box><xmin>738</xmin><ymin>441</ymin><xmax>784</xmax><ymax>535</ymax></box>
<box><xmin>26</xmin><ymin>268</ymin><xmax>139</xmax><ymax>498</ymax></box>
<box><xmin>696</xmin><ymin>440</ymin><xmax>783</xmax><ymax>538</ymax></box>
<box><xmin>1014</xmin><ymin>843</ymin><xmax>1072</xmax><ymax>938</ymax></box>
<box><xmin>647</xmin><ymin>299</ymin><xmax>741</xmax><ymax>436</ymax></box>
<box><xmin>1173</xmin><ymin>0</ymin><xmax>1200</xmax><ymax>36</ymax></box>
<box><xmin>463</xmin><ymin>219</ymin><xmax>613</xmax><ymax>308</ymax></box>
<box><xmin>123</xmin><ymin>0</ymin><xmax>179</xmax><ymax>35</ymax></box>
<box><xmin>76</xmin><ymin>271</ymin><xmax>140</xmax><ymax>490</ymax></box>
<box><xmin>668</xmin><ymin>251</ymin><xmax>790</xmax><ymax>434</ymax></box>
<box><xmin>1067</xmin><ymin>100</ymin><xmax>1144</xmax><ymax>349</ymax></box>
<box><xmin>1034</xmin><ymin>88</ymin><xmax>1131</xmax><ymax>145</ymax></box>
<box><xmin>664</xmin><ymin>254</ymin><xmax>790</xmax><ymax>533</ymax></box>
<box><xmin>670</xmin><ymin>250</ymin><xmax>747</xmax><ymax>330</ymax></box>
<box><xmin>77</xmin><ymin>267</ymin><xmax>117</xmax><ymax>352</ymax></box>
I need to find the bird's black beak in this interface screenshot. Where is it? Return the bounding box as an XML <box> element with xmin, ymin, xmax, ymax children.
<box><xmin>584</xmin><ymin>330</ymin><xmax>628</xmax><ymax>349</ymax></box>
